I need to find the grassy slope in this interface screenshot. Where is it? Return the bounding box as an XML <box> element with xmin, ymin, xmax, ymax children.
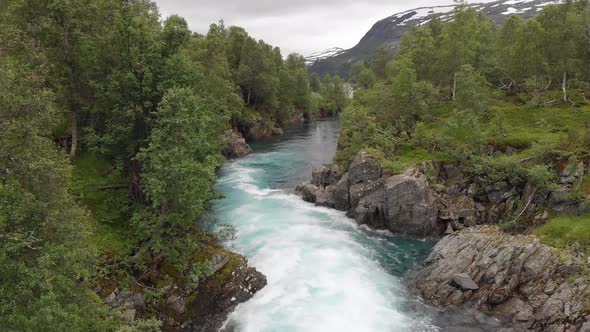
<box><xmin>534</xmin><ymin>213</ymin><xmax>590</xmax><ymax>252</ymax></box>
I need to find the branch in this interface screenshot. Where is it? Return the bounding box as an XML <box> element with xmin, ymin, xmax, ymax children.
<box><xmin>512</xmin><ymin>186</ymin><xmax>538</xmax><ymax>224</ymax></box>
<box><xmin>98</xmin><ymin>184</ymin><xmax>128</xmax><ymax>191</ymax></box>
<box><xmin>543</xmin><ymin>79</ymin><xmax>552</xmax><ymax>91</ymax></box>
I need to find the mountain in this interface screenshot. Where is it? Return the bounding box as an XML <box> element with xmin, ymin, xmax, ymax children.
<box><xmin>307</xmin><ymin>0</ymin><xmax>561</xmax><ymax>78</ymax></box>
<box><xmin>304</xmin><ymin>47</ymin><xmax>345</xmax><ymax>66</ymax></box>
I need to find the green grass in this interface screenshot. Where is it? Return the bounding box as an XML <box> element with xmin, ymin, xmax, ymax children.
<box><xmin>71</xmin><ymin>153</ymin><xmax>134</xmax><ymax>256</ymax></box>
<box><xmin>382</xmin><ymin>146</ymin><xmax>454</xmax><ymax>174</ymax></box>
<box><xmin>421</xmin><ymin>94</ymin><xmax>590</xmax><ymax>149</ymax></box>
<box><xmin>534</xmin><ymin>213</ymin><xmax>590</xmax><ymax>253</ymax></box>
<box><xmin>487</xmin><ymin>104</ymin><xmax>590</xmax><ymax>148</ymax></box>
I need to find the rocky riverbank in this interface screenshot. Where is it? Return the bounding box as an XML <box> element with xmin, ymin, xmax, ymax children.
<box><xmin>296</xmin><ymin>151</ymin><xmax>589</xmax><ymax>330</ymax></box>
<box><xmin>413</xmin><ymin>226</ymin><xmax>589</xmax><ymax>332</ymax></box>
<box><xmin>97</xmin><ymin>238</ymin><xmax>266</xmax><ymax>331</ymax></box>
<box><xmin>297</xmin><ymin>151</ymin><xmax>586</xmax><ymax>236</ymax></box>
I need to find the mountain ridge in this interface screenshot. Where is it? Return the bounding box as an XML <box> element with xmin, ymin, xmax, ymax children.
<box><xmin>307</xmin><ymin>0</ymin><xmax>561</xmax><ymax>78</ymax></box>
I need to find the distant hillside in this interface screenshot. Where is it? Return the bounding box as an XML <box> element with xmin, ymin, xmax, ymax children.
<box><xmin>307</xmin><ymin>0</ymin><xmax>561</xmax><ymax>78</ymax></box>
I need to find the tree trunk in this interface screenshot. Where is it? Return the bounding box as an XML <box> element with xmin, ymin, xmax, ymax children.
<box><xmin>247</xmin><ymin>88</ymin><xmax>251</xmax><ymax>106</ymax></box>
<box><xmin>69</xmin><ymin>110</ymin><xmax>78</xmax><ymax>160</ymax></box>
<box><xmin>562</xmin><ymin>71</ymin><xmax>568</xmax><ymax>103</ymax></box>
<box><xmin>452</xmin><ymin>72</ymin><xmax>457</xmax><ymax>101</ymax></box>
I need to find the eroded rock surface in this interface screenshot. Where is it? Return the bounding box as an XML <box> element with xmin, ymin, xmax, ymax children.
<box><xmin>412</xmin><ymin>227</ymin><xmax>589</xmax><ymax>332</ymax></box>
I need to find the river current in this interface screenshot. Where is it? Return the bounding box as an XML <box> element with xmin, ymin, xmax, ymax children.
<box><xmin>214</xmin><ymin>118</ymin><xmax>501</xmax><ymax>332</ymax></box>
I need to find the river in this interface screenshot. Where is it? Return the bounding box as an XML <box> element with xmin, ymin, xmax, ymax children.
<box><xmin>213</xmin><ymin>118</ymin><xmax>501</xmax><ymax>332</ymax></box>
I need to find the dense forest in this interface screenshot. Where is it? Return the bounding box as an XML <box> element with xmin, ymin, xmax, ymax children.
<box><xmin>0</xmin><ymin>0</ymin><xmax>352</xmax><ymax>329</ymax></box>
<box><xmin>338</xmin><ymin>0</ymin><xmax>590</xmax><ymax>240</ymax></box>
<box><xmin>2</xmin><ymin>0</ymin><xmax>590</xmax><ymax>329</ymax></box>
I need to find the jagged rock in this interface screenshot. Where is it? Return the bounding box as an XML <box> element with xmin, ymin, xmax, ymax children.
<box><xmin>484</xmin><ymin>182</ymin><xmax>517</xmax><ymax>204</ymax></box>
<box><xmin>452</xmin><ymin>273</ymin><xmax>480</xmax><ymax>290</ymax></box>
<box><xmin>348</xmin><ymin>152</ymin><xmax>382</xmax><ymax>184</ymax></box>
<box><xmin>311</xmin><ymin>164</ymin><xmax>343</xmax><ymax>188</ymax></box>
<box><xmin>296</xmin><ymin>181</ymin><xmax>320</xmax><ymax>203</ymax></box>
<box><xmin>437</xmin><ymin>194</ymin><xmax>477</xmax><ymax>227</ymax></box>
<box><xmin>185</xmin><ymin>254</ymin><xmax>267</xmax><ymax>332</ymax></box>
<box><xmin>333</xmin><ymin>173</ymin><xmax>351</xmax><ymax>211</ymax></box>
<box><xmin>247</xmin><ymin>122</ymin><xmax>283</xmax><ymax>139</ymax></box>
<box><xmin>352</xmin><ymin>189</ymin><xmax>387</xmax><ymax>229</ymax></box>
<box><xmin>101</xmin><ymin>240</ymin><xmax>266</xmax><ymax>332</ymax></box>
<box><xmin>495</xmin><ymin>298</ymin><xmax>534</xmax><ymax>322</ymax></box>
<box><xmin>412</xmin><ymin>227</ymin><xmax>589</xmax><ymax>330</ymax></box>
<box><xmin>349</xmin><ymin>179</ymin><xmax>384</xmax><ymax>209</ymax></box>
<box><xmin>384</xmin><ymin>173</ymin><xmax>437</xmax><ymax>236</ymax></box>
<box><xmin>223</xmin><ymin>130</ymin><xmax>253</xmax><ymax>159</ymax></box>
<box><xmin>295</xmin><ymin>180</ymin><xmax>337</xmax><ymax>208</ymax></box>
<box><xmin>315</xmin><ymin>186</ymin><xmax>336</xmax><ymax>208</ymax></box>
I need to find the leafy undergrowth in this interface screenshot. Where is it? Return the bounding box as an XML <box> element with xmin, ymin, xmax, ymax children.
<box><xmin>534</xmin><ymin>213</ymin><xmax>590</xmax><ymax>254</ymax></box>
<box><xmin>70</xmin><ymin>153</ymin><xmax>134</xmax><ymax>257</ymax></box>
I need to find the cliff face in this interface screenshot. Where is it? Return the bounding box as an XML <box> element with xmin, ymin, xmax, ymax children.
<box><xmin>307</xmin><ymin>0</ymin><xmax>561</xmax><ymax>78</ymax></box>
<box><xmin>296</xmin><ymin>151</ymin><xmax>589</xmax><ymax>329</ymax></box>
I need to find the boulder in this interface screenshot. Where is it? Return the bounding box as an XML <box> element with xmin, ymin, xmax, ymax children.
<box><xmin>223</xmin><ymin>130</ymin><xmax>253</xmax><ymax>159</ymax></box>
<box><xmin>333</xmin><ymin>173</ymin><xmax>351</xmax><ymax>211</ymax></box>
<box><xmin>384</xmin><ymin>173</ymin><xmax>437</xmax><ymax>236</ymax></box>
<box><xmin>349</xmin><ymin>179</ymin><xmax>384</xmax><ymax>209</ymax></box>
<box><xmin>296</xmin><ymin>181</ymin><xmax>320</xmax><ymax>203</ymax></box>
<box><xmin>452</xmin><ymin>273</ymin><xmax>479</xmax><ymax>290</ymax></box>
<box><xmin>311</xmin><ymin>164</ymin><xmax>343</xmax><ymax>188</ymax></box>
<box><xmin>315</xmin><ymin>186</ymin><xmax>336</xmax><ymax>208</ymax></box>
<box><xmin>348</xmin><ymin>152</ymin><xmax>382</xmax><ymax>184</ymax></box>
<box><xmin>352</xmin><ymin>189</ymin><xmax>387</xmax><ymax>229</ymax></box>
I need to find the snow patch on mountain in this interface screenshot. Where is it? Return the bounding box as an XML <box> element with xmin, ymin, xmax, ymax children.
<box><xmin>305</xmin><ymin>47</ymin><xmax>345</xmax><ymax>66</ymax></box>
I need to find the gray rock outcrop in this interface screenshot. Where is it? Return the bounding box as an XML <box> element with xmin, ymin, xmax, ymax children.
<box><xmin>298</xmin><ymin>152</ymin><xmax>437</xmax><ymax>236</ymax></box>
<box><xmin>412</xmin><ymin>227</ymin><xmax>589</xmax><ymax>332</ymax></box>
<box><xmin>223</xmin><ymin>130</ymin><xmax>252</xmax><ymax>159</ymax></box>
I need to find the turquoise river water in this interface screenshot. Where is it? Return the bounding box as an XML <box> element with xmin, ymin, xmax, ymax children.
<box><xmin>213</xmin><ymin>119</ymin><xmax>501</xmax><ymax>332</ymax></box>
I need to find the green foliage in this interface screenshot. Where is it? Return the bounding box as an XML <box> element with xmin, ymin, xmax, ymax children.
<box><xmin>0</xmin><ymin>59</ymin><xmax>117</xmax><ymax>331</ymax></box>
<box><xmin>310</xmin><ymin>72</ymin><xmax>322</xmax><ymax>93</ymax></box>
<box><xmin>454</xmin><ymin>64</ymin><xmax>490</xmax><ymax>115</ymax></box>
<box><xmin>350</xmin><ymin>61</ymin><xmax>377</xmax><ymax>89</ymax></box>
<box><xmin>535</xmin><ymin>213</ymin><xmax>590</xmax><ymax>253</ymax></box>
<box><xmin>135</xmin><ymin>87</ymin><xmax>225</xmax><ymax>265</ymax></box>
<box><xmin>2</xmin><ymin>0</ymin><xmax>318</xmax><ymax>327</ymax></box>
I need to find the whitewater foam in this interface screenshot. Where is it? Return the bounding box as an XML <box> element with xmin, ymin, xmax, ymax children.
<box><xmin>214</xmin><ymin>151</ymin><xmax>438</xmax><ymax>332</ymax></box>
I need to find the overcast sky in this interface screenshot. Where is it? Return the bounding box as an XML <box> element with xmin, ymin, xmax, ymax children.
<box><xmin>155</xmin><ymin>0</ymin><xmax>486</xmax><ymax>56</ymax></box>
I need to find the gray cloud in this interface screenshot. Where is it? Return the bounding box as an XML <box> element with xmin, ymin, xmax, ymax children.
<box><xmin>155</xmin><ymin>0</ymin><xmax>487</xmax><ymax>56</ymax></box>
